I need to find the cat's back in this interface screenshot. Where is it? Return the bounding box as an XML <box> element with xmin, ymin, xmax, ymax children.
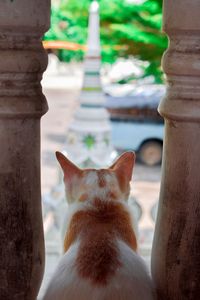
<box><xmin>43</xmin><ymin>240</ymin><xmax>154</xmax><ymax>300</ymax></box>
<box><xmin>72</xmin><ymin>198</ymin><xmax>137</xmax><ymax>286</ymax></box>
<box><xmin>43</xmin><ymin>199</ymin><xmax>155</xmax><ymax>300</ymax></box>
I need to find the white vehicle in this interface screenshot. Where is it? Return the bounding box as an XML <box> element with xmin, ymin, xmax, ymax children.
<box><xmin>111</xmin><ymin>120</ymin><xmax>163</xmax><ymax>166</ymax></box>
<box><xmin>105</xmin><ymin>84</ymin><xmax>165</xmax><ymax>166</ymax></box>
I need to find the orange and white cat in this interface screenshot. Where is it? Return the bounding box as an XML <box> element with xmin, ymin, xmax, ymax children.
<box><xmin>43</xmin><ymin>151</ymin><xmax>155</xmax><ymax>300</ymax></box>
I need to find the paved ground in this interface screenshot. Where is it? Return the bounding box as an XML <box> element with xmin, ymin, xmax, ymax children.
<box><xmin>38</xmin><ymin>75</ymin><xmax>161</xmax><ymax>298</ymax></box>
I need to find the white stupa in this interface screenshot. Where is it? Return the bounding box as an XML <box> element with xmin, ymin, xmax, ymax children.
<box><xmin>66</xmin><ymin>0</ymin><xmax>116</xmax><ymax>167</ymax></box>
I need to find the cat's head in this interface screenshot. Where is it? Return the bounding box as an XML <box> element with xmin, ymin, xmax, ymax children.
<box><xmin>56</xmin><ymin>151</ymin><xmax>135</xmax><ymax>203</ymax></box>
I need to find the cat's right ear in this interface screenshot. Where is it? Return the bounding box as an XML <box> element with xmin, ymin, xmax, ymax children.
<box><xmin>55</xmin><ymin>151</ymin><xmax>82</xmax><ymax>182</ymax></box>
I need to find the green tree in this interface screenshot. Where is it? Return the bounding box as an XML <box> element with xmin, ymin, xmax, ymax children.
<box><xmin>44</xmin><ymin>0</ymin><xmax>167</xmax><ymax>83</ymax></box>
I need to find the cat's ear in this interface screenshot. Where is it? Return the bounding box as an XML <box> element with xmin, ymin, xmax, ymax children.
<box><xmin>55</xmin><ymin>151</ymin><xmax>82</xmax><ymax>181</ymax></box>
<box><xmin>109</xmin><ymin>152</ymin><xmax>135</xmax><ymax>182</ymax></box>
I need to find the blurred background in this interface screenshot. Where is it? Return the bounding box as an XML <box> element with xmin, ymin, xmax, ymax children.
<box><xmin>39</xmin><ymin>0</ymin><xmax>167</xmax><ymax>297</ymax></box>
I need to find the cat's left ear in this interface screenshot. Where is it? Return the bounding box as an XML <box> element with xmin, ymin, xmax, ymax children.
<box><xmin>109</xmin><ymin>151</ymin><xmax>135</xmax><ymax>182</ymax></box>
<box><xmin>55</xmin><ymin>151</ymin><xmax>82</xmax><ymax>181</ymax></box>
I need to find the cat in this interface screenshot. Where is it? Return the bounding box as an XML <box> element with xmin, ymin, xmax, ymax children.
<box><xmin>43</xmin><ymin>151</ymin><xmax>155</xmax><ymax>300</ymax></box>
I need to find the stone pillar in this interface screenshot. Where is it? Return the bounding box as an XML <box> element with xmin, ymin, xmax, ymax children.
<box><xmin>151</xmin><ymin>1</ymin><xmax>200</xmax><ymax>299</ymax></box>
<box><xmin>0</xmin><ymin>1</ymin><xmax>50</xmax><ymax>300</ymax></box>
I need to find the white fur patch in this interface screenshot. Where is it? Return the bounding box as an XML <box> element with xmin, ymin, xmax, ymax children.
<box><xmin>81</xmin><ymin>171</ymin><xmax>123</xmax><ymax>201</ymax></box>
<box><xmin>62</xmin><ymin>201</ymin><xmax>88</xmax><ymax>237</ymax></box>
<box><xmin>84</xmin><ymin>171</ymin><xmax>99</xmax><ymax>186</ymax></box>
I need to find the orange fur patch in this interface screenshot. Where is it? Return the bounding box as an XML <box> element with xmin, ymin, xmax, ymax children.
<box><xmin>116</xmin><ymin>172</ymin><xmax>129</xmax><ymax>194</ymax></box>
<box><xmin>64</xmin><ymin>199</ymin><xmax>137</xmax><ymax>285</ymax></box>
<box><xmin>79</xmin><ymin>193</ymin><xmax>88</xmax><ymax>202</ymax></box>
<box><xmin>77</xmin><ymin>228</ymin><xmax>120</xmax><ymax>285</ymax></box>
<box><xmin>107</xmin><ymin>191</ymin><xmax>117</xmax><ymax>200</ymax></box>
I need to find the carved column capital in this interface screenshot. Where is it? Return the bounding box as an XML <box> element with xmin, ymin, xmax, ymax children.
<box><xmin>159</xmin><ymin>0</ymin><xmax>200</xmax><ymax>122</ymax></box>
<box><xmin>0</xmin><ymin>0</ymin><xmax>50</xmax><ymax>118</ymax></box>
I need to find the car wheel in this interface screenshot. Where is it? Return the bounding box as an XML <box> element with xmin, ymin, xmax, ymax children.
<box><xmin>138</xmin><ymin>140</ymin><xmax>162</xmax><ymax>166</ymax></box>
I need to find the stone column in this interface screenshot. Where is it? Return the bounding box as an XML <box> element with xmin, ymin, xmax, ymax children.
<box><xmin>0</xmin><ymin>1</ymin><xmax>50</xmax><ymax>300</ymax></box>
<box><xmin>151</xmin><ymin>1</ymin><xmax>200</xmax><ymax>299</ymax></box>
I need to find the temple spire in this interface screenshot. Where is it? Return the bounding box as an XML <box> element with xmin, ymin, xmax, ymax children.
<box><xmin>66</xmin><ymin>0</ymin><xmax>115</xmax><ymax>167</ymax></box>
<box><xmin>87</xmin><ymin>0</ymin><xmax>100</xmax><ymax>57</ymax></box>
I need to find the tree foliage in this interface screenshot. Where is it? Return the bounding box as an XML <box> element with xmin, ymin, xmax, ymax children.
<box><xmin>44</xmin><ymin>0</ymin><xmax>168</xmax><ymax>82</ymax></box>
